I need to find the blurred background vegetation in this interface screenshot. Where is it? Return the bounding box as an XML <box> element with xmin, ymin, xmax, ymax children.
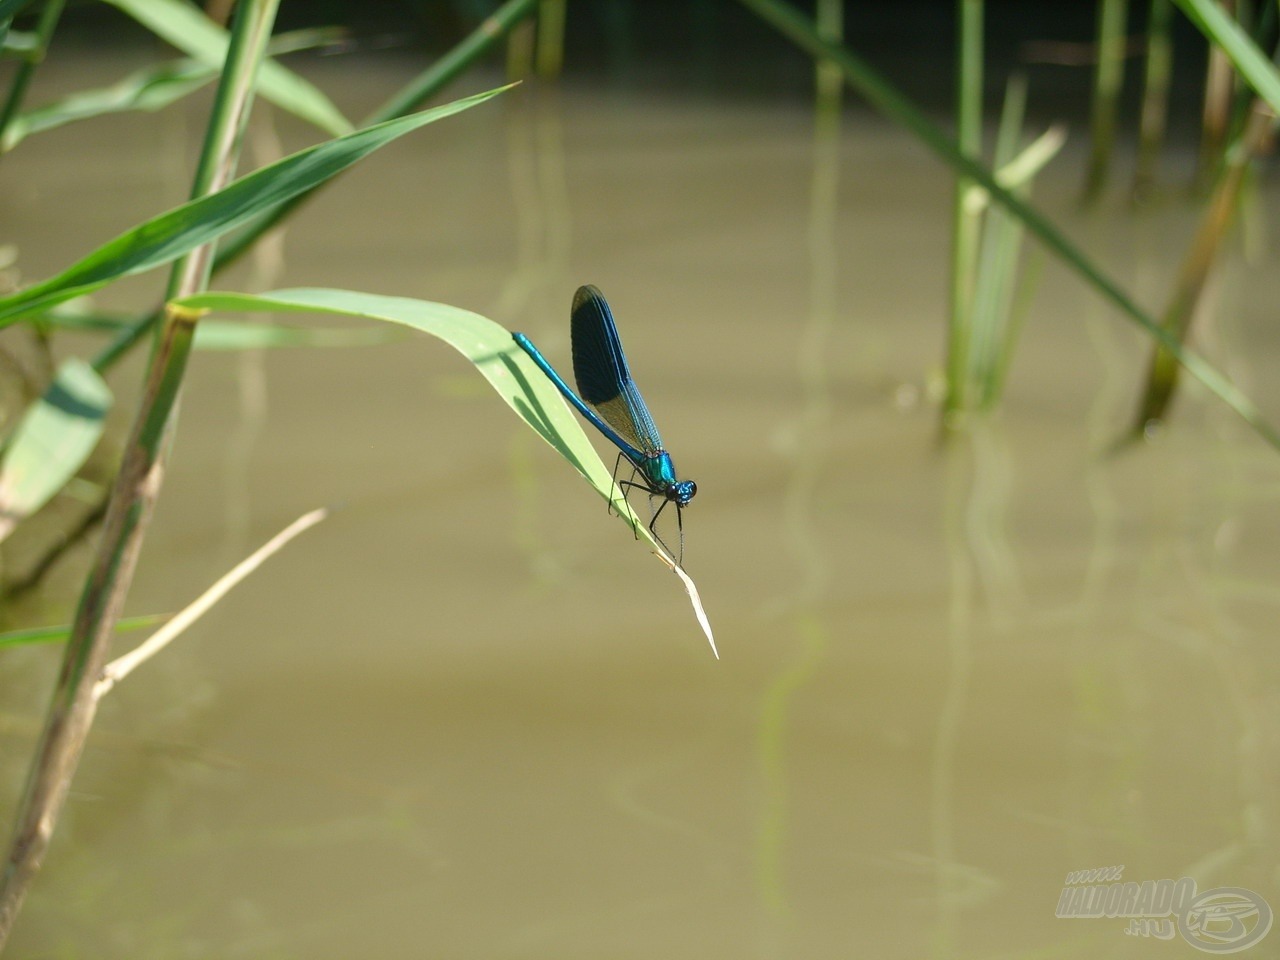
<box><xmin>0</xmin><ymin>1</ymin><xmax>1277</xmax><ymax>956</ymax></box>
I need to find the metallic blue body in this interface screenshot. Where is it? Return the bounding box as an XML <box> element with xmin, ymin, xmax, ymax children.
<box><xmin>512</xmin><ymin>331</ymin><xmax>647</xmax><ymax>467</ymax></box>
<box><xmin>512</xmin><ymin>332</ymin><xmax>695</xmax><ymax>506</ymax></box>
<box><xmin>512</xmin><ymin>285</ymin><xmax>697</xmax><ymax>560</ymax></box>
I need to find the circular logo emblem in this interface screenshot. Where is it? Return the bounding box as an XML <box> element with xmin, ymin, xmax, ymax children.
<box><xmin>1178</xmin><ymin>887</ymin><xmax>1274</xmax><ymax>954</ymax></box>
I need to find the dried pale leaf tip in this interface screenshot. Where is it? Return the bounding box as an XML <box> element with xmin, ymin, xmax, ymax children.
<box><xmin>675</xmin><ymin>563</ymin><xmax>718</xmax><ymax>659</ymax></box>
<box><xmin>654</xmin><ymin>547</ymin><xmax>718</xmax><ymax>659</ymax></box>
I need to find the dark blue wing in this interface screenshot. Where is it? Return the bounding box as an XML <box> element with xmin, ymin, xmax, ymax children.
<box><xmin>570</xmin><ymin>285</ymin><xmax>665</xmax><ymax>454</ymax></box>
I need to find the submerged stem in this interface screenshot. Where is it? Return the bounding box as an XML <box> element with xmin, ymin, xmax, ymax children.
<box><xmin>1133</xmin><ymin>99</ymin><xmax>1277</xmax><ymax>430</ymax></box>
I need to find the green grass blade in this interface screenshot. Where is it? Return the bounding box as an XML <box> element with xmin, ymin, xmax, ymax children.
<box><xmin>30</xmin><ymin>308</ymin><xmax>133</xmax><ymax>332</ymax></box>
<box><xmin>2</xmin><ymin>30</ymin><xmax>36</xmax><ymax>54</ymax></box>
<box><xmin>0</xmin><ymin>0</ymin><xmax>64</xmax><ymax>145</ymax></box>
<box><xmin>2</xmin><ymin>28</ymin><xmax>343</xmax><ymax>151</ymax></box>
<box><xmin>103</xmin><ymin>0</ymin><xmax>352</xmax><ymax>136</ymax></box>
<box><xmin>736</xmin><ymin>0</ymin><xmax>1280</xmax><ymax>450</ymax></box>
<box><xmin>24</xmin><ymin>309</ymin><xmax>400</xmax><ymax>350</ymax></box>
<box><xmin>365</xmin><ymin>0</ymin><xmax>535</xmax><ymax>124</ymax></box>
<box><xmin>1172</xmin><ymin>0</ymin><xmax>1280</xmax><ymax>115</ymax></box>
<box><xmin>995</xmin><ymin>123</ymin><xmax>1067</xmax><ymax>188</ymax></box>
<box><xmin>968</xmin><ymin>76</ymin><xmax>1029</xmax><ymax>405</ymax></box>
<box><xmin>193</xmin><ymin>319</ymin><xmax>407</xmax><ymax>349</ymax></box>
<box><xmin>218</xmin><ymin>0</ymin><xmax>537</xmax><ymax>277</ymax></box>
<box><xmin>0</xmin><ymin>614</ymin><xmax>168</xmax><ymax>649</ymax></box>
<box><xmin>0</xmin><ymin>85</ymin><xmax>510</xmax><ymax>328</ymax></box>
<box><xmin>0</xmin><ymin>358</ymin><xmax>111</xmax><ymax>542</ymax></box>
<box><xmin>2</xmin><ymin>59</ymin><xmax>214</xmax><ymax>149</ymax></box>
<box><xmin>171</xmin><ymin>288</ymin><xmax>718</xmax><ymax>655</ymax></box>
<box><xmin>173</xmin><ymin>288</ymin><xmax>650</xmax><ymax>538</ymax></box>
<box><xmin>968</xmin><ymin>83</ymin><xmax>1065</xmax><ymax>409</ymax></box>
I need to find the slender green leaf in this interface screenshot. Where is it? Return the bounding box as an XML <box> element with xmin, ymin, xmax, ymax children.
<box><xmin>171</xmin><ymin>287</ymin><xmax>718</xmax><ymax>655</ymax></box>
<box><xmin>29</xmin><ymin>309</ymin><xmax>400</xmax><ymax>349</ymax></box>
<box><xmin>0</xmin><ymin>85</ymin><xmax>510</xmax><ymax>328</ymax></box>
<box><xmin>194</xmin><ymin>319</ymin><xmax>407</xmax><ymax>349</ymax></box>
<box><xmin>0</xmin><ymin>614</ymin><xmax>168</xmax><ymax>649</ymax></box>
<box><xmin>27</xmin><ymin>306</ymin><xmax>130</xmax><ymax>332</ymax></box>
<box><xmin>996</xmin><ymin>124</ymin><xmax>1066</xmax><ymax>188</ymax></box>
<box><xmin>2</xmin><ymin>29</ymin><xmax>35</xmax><ymax>53</ymax></box>
<box><xmin>103</xmin><ymin>0</ymin><xmax>353</xmax><ymax>136</ymax></box>
<box><xmin>174</xmin><ymin>289</ymin><xmax>644</xmax><ymax>527</ymax></box>
<box><xmin>0</xmin><ymin>358</ymin><xmax>111</xmax><ymax>542</ymax></box>
<box><xmin>0</xmin><ymin>0</ymin><xmax>63</xmax><ymax>143</ymax></box>
<box><xmin>3</xmin><ymin>60</ymin><xmax>213</xmax><ymax>149</ymax></box>
<box><xmin>2</xmin><ymin>27</ymin><xmax>344</xmax><ymax>150</ymax></box>
<box><xmin>259</xmin><ymin>25</ymin><xmax>347</xmax><ymax>57</ymax></box>
<box><xmin>365</xmin><ymin>0</ymin><xmax>535</xmax><ymax>124</ymax></box>
<box><xmin>1172</xmin><ymin>0</ymin><xmax>1280</xmax><ymax>116</ymax></box>
<box><xmin>213</xmin><ymin>0</ymin><xmax>536</xmax><ymax>277</ymax></box>
<box><xmin>0</xmin><ymin>0</ymin><xmax>34</xmax><ymax>18</ymax></box>
<box><xmin>968</xmin><ymin>78</ymin><xmax>1037</xmax><ymax>407</ymax></box>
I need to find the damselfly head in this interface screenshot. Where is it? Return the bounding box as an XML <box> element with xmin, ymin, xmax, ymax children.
<box><xmin>670</xmin><ymin>480</ymin><xmax>697</xmax><ymax>506</ymax></box>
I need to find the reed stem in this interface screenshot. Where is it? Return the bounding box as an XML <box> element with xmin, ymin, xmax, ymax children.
<box><xmin>535</xmin><ymin>0</ymin><xmax>567</xmax><ymax>79</ymax></box>
<box><xmin>1135</xmin><ymin>0</ymin><xmax>1173</xmax><ymax>198</ymax></box>
<box><xmin>1133</xmin><ymin>98</ymin><xmax>1276</xmax><ymax>431</ymax></box>
<box><xmin>0</xmin><ymin>0</ymin><xmax>66</xmax><ymax>151</ymax></box>
<box><xmin>0</xmin><ymin>1</ymin><xmax>280</xmax><ymax>946</ymax></box>
<box><xmin>1084</xmin><ymin>0</ymin><xmax>1131</xmax><ymax>202</ymax></box>
<box><xmin>814</xmin><ymin>0</ymin><xmax>843</xmax><ymax>106</ymax></box>
<box><xmin>1198</xmin><ymin>0</ymin><xmax>1237</xmax><ymax>187</ymax></box>
<box><xmin>944</xmin><ymin>0</ymin><xmax>984</xmax><ymax>420</ymax></box>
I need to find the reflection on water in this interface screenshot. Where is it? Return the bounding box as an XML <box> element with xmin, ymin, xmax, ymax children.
<box><xmin>2</xmin><ymin>53</ymin><xmax>1279</xmax><ymax>959</ymax></box>
<box><xmin>755</xmin><ymin>62</ymin><xmax>838</xmax><ymax>936</ymax></box>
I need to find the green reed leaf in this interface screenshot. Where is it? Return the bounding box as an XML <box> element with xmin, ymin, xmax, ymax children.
<box><xmin>0</xmin><ymin>358</ymin><xmax>111</xmax><ymax>542</ymax></box>
<box><xmin>0</xmin><ymin>85</ymin><xmax>510</xmax><ymax>329</ymax></box>
<box><xmin>103</xmin><ymin>0</ymin><xmax>352</xmax><ymax>136</ymax></box>
<box><xmin>172</xmin><ymin>287</ymin><xmax>718</xmax><ymax>656</ymax></box>
<box><xmin>0</xmin><ymin>614</ymin><xmax>168</xmax><ymax>649</ymax></box>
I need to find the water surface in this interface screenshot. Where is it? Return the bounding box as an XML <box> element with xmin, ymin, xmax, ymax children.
<box><xmin>2</xmin><ymin>52</ymin><xmax>1279</xmax><ymax>959</ymax></box>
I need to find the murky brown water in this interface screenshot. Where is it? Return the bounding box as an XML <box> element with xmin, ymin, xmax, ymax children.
<box><xmin>2</xmin><ymin>49</ymin><xmax>1279</xmax><ymax>959</ymax></box>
